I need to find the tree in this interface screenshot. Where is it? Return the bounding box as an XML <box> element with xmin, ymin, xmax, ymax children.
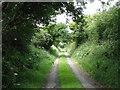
<box><xmin>31</xmin><ymin>22</ymin><xmax>72</xmax><ymax>50</ymax></box>
<box><xmin>68</xmin><ymin>16</ymin><xmax>87</xmax><ymax>46</ymax></box>
<box><xmin>2</xmin><ymin>2</ymin><xmax>84</xmax><ymax>51</ymax></box>
<box><xmin>2</xmin><ymin>2</ymin><xmax>85</xmax><ymax>88</ymax></box>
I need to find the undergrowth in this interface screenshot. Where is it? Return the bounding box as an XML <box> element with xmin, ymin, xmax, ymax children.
<box><xmin>18</xmin><ymin>46</ymin><xmax>55</xmax><ymax>88</ymax></box>
<box><xmin>71</xmin><ymin>41</ymin><xmax>119</xmax><ymax>88</ymax></box>
<box><xmin>3</xmin><ymin>45</ymin><xmax>56</xmax><ymax>88</ymax></box>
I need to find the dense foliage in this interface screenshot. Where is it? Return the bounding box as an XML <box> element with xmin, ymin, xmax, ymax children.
<box><xmin>68</xmin><ymin>6</ymin><xmax>120</xmax><ymax>88</ymax></box>
<box><xmin>68</xmin><ymin>17</ymin><xmax>88</xmax><ymax>46</ymax></box>
<box><xmin>32</xmin><ymin>23</ymin><xmax>69</xmax><ymax>50</ymax></box>
<box><xmin>84</xmin><ymin>6</ymin><xmax>120</xmax><ymax>60</ymax></box>
<box><xmin>2</xmin><ymin>1</ymin><xmax>119</xmax><ymax>88</ymax></box>
<box><xmin>2</xmin><ymin>2</ymin><xmax>84</xmax><ymax>88</ymax></box>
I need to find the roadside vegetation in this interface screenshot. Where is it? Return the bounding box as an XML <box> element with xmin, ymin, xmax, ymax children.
<box><xmin>2</xmin><ymin>1</ymin><xmax>119</xmax><ymax>88</ymax></box>
<box><xmin>67</xmin><ymin>6</ymin><xmax>120</xmax><ymax>88</ymax></box>
<box><xmin>16</xmin><ymin>46</ymin><xmax>56</xmax><ymax>88</ymax></box>
<box><xmin>2</xmin><ymin>2</ymin><xmax>83</xmax><ymax>88</ymax></box>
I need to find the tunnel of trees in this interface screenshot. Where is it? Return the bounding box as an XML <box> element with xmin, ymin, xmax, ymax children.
<box><xmin>2</xmin><ymin>1</ymin><xmax>120</xmax><ymax>88</ymax></box>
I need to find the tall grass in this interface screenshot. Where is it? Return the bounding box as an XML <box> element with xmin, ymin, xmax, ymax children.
<box><xmin>16</xmin><ymin>45</ymin><xmax>56</xmax><ymax>88</ymax></box>
<box><xmin>71</xmin><ymin>41</ymin><xmax>119</xmax><ymax>88</ymax></box>
<box><xmin>65</xmin><ymin>42</ymin><xmax>77</xmax><ymax>56</ymax></box>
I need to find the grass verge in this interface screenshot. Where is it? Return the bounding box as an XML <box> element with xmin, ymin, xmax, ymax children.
<box><xmin>71</xmin><ymin>41</ymin><xmax>119</xmax><ymax>88</ymax></box>
<box><xmin>16</xmin><ymin>46</ymin><xmax>56</xmax><ymax>88</ymax></box>
<box><xmin>58</xmin><ymin>56</ymin><xmax>83</xmax><ymax>88</ymax></box>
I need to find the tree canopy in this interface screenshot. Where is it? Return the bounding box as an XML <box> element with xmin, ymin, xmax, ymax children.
<box><xmin>2</xmin><ymin>2</ymin><xmax>84</xmax><ymax>88</ymax></box>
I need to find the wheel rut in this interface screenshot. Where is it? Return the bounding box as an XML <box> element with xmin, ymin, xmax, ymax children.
<box><xmin>43</xmin><ymin>56</ymin><xmax>60</xmax><ymax>88</ymax></box>
<box><xmin>43</xmin><ymin>53</ymin><xmax>102</xmax><ymax>89</ymax></box>
<box><xmin>66</xmin><ymin>55</ymin><xmax>102</xmax><ymax>89</ymax></box>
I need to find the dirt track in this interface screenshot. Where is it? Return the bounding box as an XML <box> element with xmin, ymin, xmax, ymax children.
<box><xmin>43</xmin><ymin>53</ymin><xmax>102</xmax><ymax>89</ymax></box>
<box><xmin>66</xmin><ymin>56</ymin><xmax>102</xmax><ymax>89</ymax></box>
<box><xmin>43</xmin><ymin>57</ymin><xmax>59</xmax><ymax>88</ymax></box>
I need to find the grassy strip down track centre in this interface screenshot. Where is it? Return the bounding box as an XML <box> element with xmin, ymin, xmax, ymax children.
<box><xmin>58</xmin><ymin>56</ymin><xmax>83</xmax><ymax>88</ymax></box>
